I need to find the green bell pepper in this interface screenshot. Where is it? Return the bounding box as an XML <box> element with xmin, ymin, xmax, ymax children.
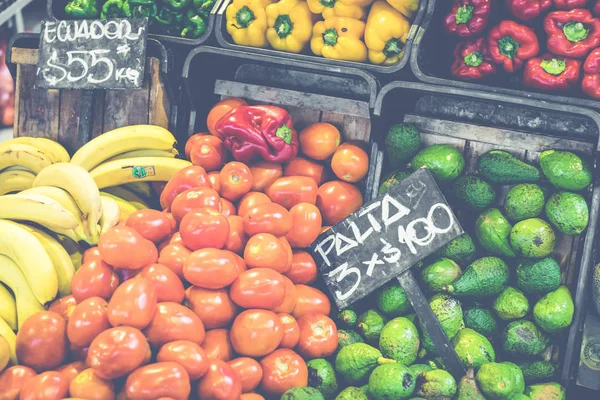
<box><xmin>101</xmin><ymin>0</ymin><xmax>126</xmax><ymax>18</ymax></box>
<box><xmin>181</xmin><ymin>9</ymin><xmax>207</xmax><ymax>38</ymax></box>
<box><xmin>161</xmin><ymin>0</ymin><xmax>191</xmax><ymax>11</ymax></box>
<box><xmin>123</xmin><ymin>0</ymin><xmax>158</xmax><ymax>19</ymax></box>
<box><xmin>154</xmin><ymin>5</ymin><xmax>185</xmax><ymax>35</ymax></box>
<box><xmin>193</xmin><ymin>0</ymin><xmax>215</xmax><ymax>17</ymax></box>
<box><xmin>65</xmin><ymin>0</ymin><xmax>99</xmax><ymax>18</ymax></box>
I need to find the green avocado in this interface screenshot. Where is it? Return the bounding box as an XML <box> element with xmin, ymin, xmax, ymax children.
<box><xmin>412</xmin><ymin>144</ymin><xmax>465</xmax><ymax>182</ymax></box>
<box><xmin>307</xmin><ymin>358</ymin><xmax>338</xmax><ymax>398</ymax></box>
<box><xmin>504</xmin><ymin>184</ymin><xmax>546</xmax><ymax>221</ymax></box>
<box><xmin>420</xmin><ymin>294</ymin><xmax>465</xmax><ymax>354</ymax></box>
<box><xmin>444</xmin><ymin>257</ymin><xmax>510</xmax><ymax>298</ymax></box>
<box><xmin>510</xmin><ymin>218</ymin><xmax>556</xmax><ymax>258</ymax></box>
<box><xmin>433</xmin><ymin>233</ymin><xmax>478</xmax><ymax>266</ymax></box>
<box><xmin>335</xmin><ymin>387</ymin><xmax>369</xmax><ymax>400</ymax></box>
<box><xmin>456</xmin><ymin>368</ymin><xmax>486</xmax><ymax>400</ymax></box>
<box><xmin>539</xmin><ymin>150</ymin><xmax>592</xmax><ymax>191</ymax></box>
<box><xmin>478</xmin><ymin>150</ymin><xmax>541</xmax><ymax>185</ymax></box>
<box><xmin>475</xmin><ymin>208</ymin><xmax>516</xmax><ymax>258</ymax></box>
<box><xmin>464</xmin><ymin>305</ymin><xmax>499</xmax><ymax>338</ymax></box>
<box><xmin>385</xmin><ymin>124</ymin><xmax>422</xmax><ymax>165</ymax></box>
<box><xmin>379</xmin><ymin>317</ymin><xmax>419</xmax><ymax>365</ymax></box>
<box><xmin>545</xmin><ymin>191</ymin><xmax>589</xmax><ymax>235</ymax></box>
<box><xmin>452</xmin><ymin>328</ymin><xmax>496</xmax><ymax>369</ymax></box>
<box><xmin>533</xmin><ymin>286</ymin><xmax>574</xmax><ymax>333</ymax></box>
<box><xmin>357</xmin><ymin>310</ymin><xmax>386</xmax><ymax>345</ymax></box>
<box><xmin>335</xmin><ymin>343</ymin><xmax>394</xmax><ymax>385</ymax></box>
<box><xmin>420</xmin><ymin>258</ymin><xmax>462</xmax><ymax>293</ymax></box>
<box><xmin>368</xmin><ymin>363</ymin><xmax>416</xmax><ymax>400</ymax></box>
<box><xmin>493</xmin><ymin>287</ymin><xmax>530</xmax><ymax>321</ymax></box>
<box><xmin>415</xmin><ymin>369</ymin><xmax>457</xmax><ymax>399</ymax></box>
<box><xmin>476</xmin><ymin>362</ymin><xmax>525</xmax><ymax>400</ymax></box>
<box><xmin>409</xmin><ymin>364</ymin><xmax>432</xmax><ymax>378</ymax></box>
<box><xmin>280</xmin><ymin>387</ymin><xmax>325</xmax><ymax>400</ymax></box>
<box><xmin>379</xmin><ymin>170</ymin><xmax>412</xmax><ymax>195</ymax></box>
<box><xmin>453</xmin><ymin>175</ymin><xmax>497</xmax><ymax>210</ymax></box>
<box><xmin>376</xmin><ymin>283</ymin><xmax>412</xmax><ymax>317</ymax></box>
<box><xmin>338</xmin><ymin>329</ymin><xmax>364</xmax><ymax>350</ymax></box>
<box><xmin>338</xmin><ymin>309</ymin><xmax>358</xmax><ymax>327</ymax></box>
<box><xmin>515</xmin><ymin>257</ymin><xmax>561</xmax><ymax>295</ymax></box>
<box><xmin>502</xmin><ymin>320</ymin><xmax>550</xmax><ymax>357</ymax></box>
<box><xmin>524</xmin><ymin>382</ymin><xmax>566</xmax><ymax>400</ymax></box>
<box><xmin>517</xmin><ymin>360</ymin><xmax>557</xmax><ymax>383</ymax></box>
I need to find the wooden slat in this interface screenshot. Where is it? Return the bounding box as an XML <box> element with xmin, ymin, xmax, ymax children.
<box><xmin>16</xmin><ymin>64</ymin><xmax>59</xmax><ymax>139</ymax></box>
<box><xmin>287</xmin><ymin>107</ymin><xmax>320</xmax><ymax>132</ymax></box>
<box><xmin>321</xmin><ymin>112</ymin><xmax>371</xmax><ymax>143</ymax></box>
<box><xmin>11</xmin><ymin>47</ymin><xmax>37</xmax><ymax>65</ymax></box>
<box><xmin>91</xmin><ymin>91</ymin><xmax>106</xmax><ymax>138</ymax></box>
<box><xmin>148</xmin><ymin>58</ymin><xmax>169</xmax><ymax>129</ymax></box>
<box><xmin>421</xmin><ymin>132</ymin><xmax>466</xmax><ymax>150</ymax></box>
<box><xmin>58</xmin><ymin>89</ymin><xmax>83</xmax><ymax>153</ymax></box>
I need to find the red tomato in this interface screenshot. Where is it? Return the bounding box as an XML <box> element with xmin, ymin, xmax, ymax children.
<box><xmin>115</xmin><ymin>267</ymin><xmax>142</xmax><ymax>282</ymax></box>
<box><xmin>219</xmin><ymin>162</ymin><xmax>254</xmax><ymax>202</ymax></box>
<box><xmin>185</xmin><ymin>286</ymin><xmax>238</xmax><ymax>329</ymax></box>
<box><xmin>285</xmin><ymin>251</ymin><xmax>317</xmax><ymax>285</ymax></box>
<box><xmin>184</xmin><ymin>132</ymin><xmax>210</xmax><ymax>159</ymax></box>
<box><xmin>225</xmin><ymin>215</ymin><xmax>247</xmax><ymax>254</ymax></box>
<box><xmin>157</xmin><ymin>340</ymin><xmax>209</xmax><ymax>381</ymax></box>
<box><xmin>71</xmin><ymin>259</ymin><xmax>119</xmax><ymax>302</ymax></box>
<box><xmin>298</xmin><ymin>122</ymin><xmax>341</xmax><ymax>161</ymax></box>
<box><xmin>242</xmin><ymin>203</ymin><xmax>292</xmax><ymax>237</ymax></box>
<box><xmin>260</xmin><ymin>349</ymin><xmax>308</xmax><ymax>395</ymax></box>
<box><xmin>230</xmin><ymin>268</ymin><xmax>286</xmax><ymax>310</ymax></box>
<box><xmin>180</xmin><ymin>208</ymin><xmax>230</xmax><ymax>251</ymax></box>
<box><xmin>158</xmin><ymin>244</ymin><xmax>190</xmax><ymax>279</ymax></box>
<box><xmin>98</xmin><ymin>226</ymin><xmax>158</xmax><ymax>270</ymax></box>
<box><xmin>292</xmin><ymin>285</ymin><xmax>331</xmax><ymax>319</ymax></box>
<box><xmin>190</xmin><ymin>136</ymin><xmax>226</xmax><ymax>172</ymax></box>
<box><xmin>320</xmin><ymin>226</ymin><xmax>331</xmax><ymax>233</ymax></box>
<box><xmin>68</xmin><ymin>343</ymin><xmax>89</xmax><ymax>363</ymax></box>
<box><xmin>143</xmin><ymin>302</ymin><xmax>206</xmax><ymax>347</ymax></box>
<box><xmin>82</xmin><ymin>247</ymin><xmax>102</xmax><ymax>264</ymax></box>
<box><xmin>208</xmin><ymin>171</ymin><xmax>221</xmax><ymax>194</ymax></box>
<box><xmin>139</xmin><ymin>264</ymin><xmax>185</xmax><ymax>303</ymax></box>
<box><xmin>229</xmin><ymin>357</ymin><xmax>263</xmax><ymax>393</ymax></box>
<box><xmin>160</xmin><ymin>166</ymin><xmax>210</xmax><ymax>210</ymax></box>
<box><xmin>67</xmin><ymin>297</ymin><xmax>110</xmax><ymax>348</ymax></box>
<box><xmin>201</xmin><ymin>329</ymin><xmax>234</xmax><ymax>362</ymax></box>
<box><xmin>87</xmin><ymin>327</ymin><xmax>150</xmax><ymax>380</ymax></box>
<box><xmin>331</xmin><ymin>142</ymin><xmax>369</xmax><ymax>183</ymax></box>
<box><xmin>0</xmin><ymin>366</ymin><xmax>37</xmax><ymax>400</ymax></box>
<box><xmin>48</xmin><ymin>295</ymin><xmax>77</xmax><ymax>322</ymax></box>
<box><xmin>242</xmin><ymin>394</ymin><xmax>265</xmax><ymax>400</ymax></box>
<box><xmin>230</xmin><ymin>310</ymin><xmax>283</xmax><ymax>357</ymax></box>
<box><xmin>244</xmin><ymin>234</ymin><xmax>291</xmax><ymax>272</ymax></box>
<box><xmin>69</xmin><ymin>368</ymin><xmax>114</xmax><ymax>400</ymax></box>
<box><xmin>297</xmin><ymin>313</ymin><xmax>338</xmax><ymax>358</ymax></box>
<box><xmin>19</xmin><ymin>371</ymin><xmax>68</xmax><ymax>400</ymax></box>
<box><xmin>278</xmin><ymin>313</ymin><xmax>300</xmax><ymax>349</ymax></box>
<box><xmin>184</xmin><ymin>249</ymin><xmax>239</xmax><ymax>289</ymax></box>
<box><xmin>233</xmin><ymin>253</ymin><xmax>247</xmax><ymax>273</ymax></box>
<box><xmin>316</xmin><ymin>180</ymin><xmax>363</xmax><ymax>225</ymax></box>
<box><xmin>220</xmin><ymin>198</ymin><xmax>237</xmax><ymax>216</ymax></box>
<box><xmin>197</xmin><ymin>360</ymin><xmax>242</xmax><ymax>400</ymax></box>
<box><xmin>16</xmin><ymin>311</ymin><xmax>67</xmax><ymax>372</ymax></box>
<box><xmin>170</xmin><ymin>232</ymin><xmax>183</xmax><ymax>244</ymax></box>
<box><xmin>56</xmin><ymin>361</ymin><xmax>86</xmax><ymax>387</ymax></box>
<box><xmin>280</xmin><ymin>237</ymin><xmax>294</xmax><ymax>272</ymax></box>
<box><xmin>266</xmin><ymin>177</ymin><xmax>318</xmax><ymax>209</ymax></box>
<box><xmin>171</xmin><ymin>187</ymin><xmax>221</xmax><ymax>222</ymax></box>
<box><xmin>284</xmin><ymin>157</ymin><xmax>326</xmax><ymax>186</ymax></box>
<box><xmin>237</xmin><ymin>192</ymin><xmax>271</xmax><ymax>218</ymax></box>
<box><xmin>125</xmin><ymin>210</ymin><xmax>174</xmax><ymax>243</ymax></box>
<box><xmin>207</xmin><ymin>98</ymin><xmax>247</xmax><ymax>137</ymax></box>
<box><xmin>250</xmin><ymin>161</ymin><xmax>283</xmax><ymax>192</ymax></box>
<box><xmin>125</xmin><ymin>362</ymin><xmax>191</xmax><ymax>400</ymax></box>
<box><xmin>272</xmin><ymin>276</ymin><xmax>297</xmax><ymax>314</ymax></box>
<box><xmin>285</xmin><ymin>203</ymin><xmax>322</xmax><ymax>248</ymax></box>
<box><xmin>107</xmin><ymin>277</ymin><xmax>157</xmax><ymax>330</ymax></box>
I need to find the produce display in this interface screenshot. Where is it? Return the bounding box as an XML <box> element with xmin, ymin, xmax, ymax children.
<box><xmin>224</xmin><ymin>0</ymin><xmax>419</xmax><ymax>64</ymax></box>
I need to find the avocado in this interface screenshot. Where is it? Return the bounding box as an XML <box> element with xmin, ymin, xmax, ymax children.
<box><xmin>456</xmin><ymin>368</ymin><xmax>486</xmax><ymax>400</ymax></box>
<box><xmin>433</xmin><ymin>233</ymin><xmax>478</xmax><ymax>266</ymax></box>
<box><xmin>335</xmin><ymin>387</ymin><xmax>369</xmax><ymax>400</ymax></box>
<box><xmin>444</xmin><ymin>257</ymin><xmax>509</xmax><ymax>298</ymax></box>
<box><xmin>464</xmin><ymin>305</ymin><xmax>499</xmax><ymax>338</ymax></box>
<box><xmin>510</xmin><ymin>218</ymin><xmax>556</xmax><ymax>258</ymax></box>
<box><xmin>385</xmin><ymin>124</ymin><xmax>422</xmax><ymax>165</ymax></box>
<box><xmin>411</xmin><ymin>144</ymin><xmax>465</xmax><ymax>182</ymax></box>
<box><xmin>515</xmin><ymin>257</ymin><xmax>561</xmax><ymax>295</ymax></box>
<box><xmin>338</xmin><ymin>329</ymin><xmax>364</xmax><ymax>350</ymax></box>
<box><xmin>307</xmin><ymin>358</ymin><xmax>338</xmax><ymax>398</ymax></box>
<box><xmin>452</xmin><ymin>328</ymin><xmax>496</xmax><ymax>369</ymax></box>
<box><xmin>335</xmin><ymin>343</ymin><xmax>394</xmax><ymax>384</ymax></box>
<box><xmin>502</xmin><ymin>320</ymin><xmax>550</xmax><ymax>357</ymax></box>
<box><xmin>475</xmin><ymin>208</ymin><xmax>516</xmax><ymax>257</ymax></box>
<box><xmin>511</xmin><ymin>395</ymin><xmax>532</xmax><ymax>400</ymax></box>
<box><xmin>420</xmin><ymin>294</ymin><xmax>465</xmax><ymax>354</ymax></box>
<box><xmin>524</xmin><ymin>382</ymin><xmax>566</xmax><ymax>400</ymax></box>
<box><xmin>453</xmin><ymin>175</ymin><xmax>497</xmax><ymax>210</ymax></box>
<box><xmin>476</xmin><ymin>362</ymin><xmax>525</xmax><ymax>400</ymax></box>
<box><xmin>504</xmin><ymin>184</ymin><xmax>546</xmax><ymax>221</ymax></box>
<box><xmin>533</xmin><ymin>286</ymin><xmax>574</xmax><ymax>333</ymax></box>
<box><xmin>478</xmin><ymin>150</ymin><xmax>541</xmax><ymax>185</ymax></box>
<box><xmin>539</xmin><ymin>150</ymin><xmax>592</xmax><ymax>191</ymax></box>
<box><xmin>357</xmin><ymin>310</ymin><xmax>386</xmax><ymax>345</ymax></box>
<box><xmin>415</xmin><ymin>369</ymin><xmax>457</xmax><ymax>399</ymax></box>
<box><xmin>338</xmin><ymin>309</ymin><xmax>358</xmax><ymax>327</ymax></box>
<box><xmin>409</xmin><ymin>364</ymin><xmax>432</xmax><ymax>377</ymax></box>
<box><xmin>379</xmin><ymin>317</ymin><xmax>419</xmax><ymax>365</ymax></box>
<box><xmin>420</xmin><ymin>258</ymin><xmax>462</xmax><ymax>293</ymax></box>
<box><xmin>376</xmin><ymin>283</ymin><xmax>412</xmax><ymax>317</ymax></box>
<box><xmin>281</xmin><ymin>387</ymin><xmax>325</xmax><ymax>400</ymax></box>
<box><xmin>368</xmin><ymin>363</ymin><xmax>416</xmax><ymax>400</ymax></box>
<box><xmin>379</xmin><ymin>170</ymin><xmax>412</xmax><ymax>195</ymax></box>
<box><xmin>545</xmin><ymin>191</ymin><xmax>589</xmax><ymax>235</ymax></box>
<box><xmin>493</xmin><ymin>287</ymin><xmax>530</xmax><ymax>321</ymax></box>
<box><xmin>517</xmin><ymin>360</ymin><xmax>557</xmax><ymax>383</ymax></box>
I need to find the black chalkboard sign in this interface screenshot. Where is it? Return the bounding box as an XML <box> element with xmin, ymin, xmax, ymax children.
<box><xmin>36</xmin><ymin>18</ymin><xmax>147</xmax><ymax>90</ymax></box>
<box><xmin>310</xmin><ymin>168</ymin><xmax>463</xmax><ymax>310</ymax></box>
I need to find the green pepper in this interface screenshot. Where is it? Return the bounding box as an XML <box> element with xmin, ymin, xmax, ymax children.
<box><xmin>101</xmin><ymin>0</ymin><xmax>126</xmax><ymax>18</ymax></box>
<box><xmin>65</xmin><ymin>0</ymin><xmax>99</xmax><ymax>18</ymax></box>
<box><xmin>193</xmin><ymin>0</ymin><xmax>216</xmax><ymax>17</ymax></box>
<box><xmin>181</xmin><ymin>9</ymin><xmax>207</xmax><ymax>38</ymax></box>
<box><xmin>154</xmin><ymin>5</ymin><xmax>185</xmax><ymax>35</ymax></box>
<box><xmin>123</xmin><ymin>0</ymin><xmax>158</xmax><ymax>20</ymax></box>
<box><xmin>162</xmin><ymin>0</ymin><xmax>191</xmax><ymax>11</ymax></box>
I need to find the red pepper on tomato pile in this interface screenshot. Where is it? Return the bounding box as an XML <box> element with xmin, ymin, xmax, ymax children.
<box><xmin>215</xmin><ymin>105</ymin><xmax>299</xmax><ymax>163</ymax></box>
<box><xmin>523</xmin><ymin>53</ymin><xmax>581</xmax><ymax>91</ymax></box>
<box><xmin>487</xmin><ymin>21</ymin><xmax>540</xmax><ymax>72</ymax></box>
<box><xmin>444</xmin><ymin>0</ymin><xmax>491</xmax><ymax>38</ymax></box>
<box><xmin>507</xmin><ymin>0</ymin><xmax>552</xmax><ymax>22</ymax></box>
<box><xmin>582</xmin><ymin>48</ymin><xmax>600</xmax><ymax>97</ymax></box>
<box><xmin>553</xmin><ymin>0</ymin><xmax>589</xmax><ymax>9</ymax></box>
<box><xmin>544</xmin><ymin>9</ymin><xmax>600</xmax><ymax>58</ymax></box>
<box><xmin>451</xmin><ymin>38</ymin><xmax>496</xmax><ymax>80</ymax></box>
<box><xmin>594</xmin><ymin>0</ymin><xmax>600</xmax><ymax>17</ymax></box>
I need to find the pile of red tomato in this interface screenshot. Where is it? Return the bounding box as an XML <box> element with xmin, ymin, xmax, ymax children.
<box><xmin>0</xmin><ymin>98</ymin><xmax>370</xmax><ymax>399</ymax></box>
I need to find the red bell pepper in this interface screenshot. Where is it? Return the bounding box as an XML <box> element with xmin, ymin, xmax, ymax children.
<box><xmin>444</xmin><ymin>0</ymin><xmax>491</xmax><ymax>38</ymax></box>
<box><xmin>215</xmin><ymin>105</ymin><xmax>298</xmax><ymax>163</ymax></box>
<box><xmin>544</xmin><ymin>9</ymin><xmax>600</xmax><ymax>59</ymax></box>
<box><xmin>582</xmin><ymin>48</ymin><xmax>600</xmax><ymax>98</ymax></box>
<box><xmin>507</xmin><ymin>0</ymin><xmax>552</xmax><ymax>22</ymax></box>
<box><xmin>487</xmin><ymin>21</ymin><xmax>540</xmax><ymax>72</ymax></box>
<box><xmin>553</xmin><ymin>0</ymin><xmax>588</xmax><ymax>9</ymax></box>
<box><xmin>451</xmin><ymin>38</ymin><xmax>496</xmax><ymax>80</ymax></box>
<box><xmin>594</xmin><ymin>0</ymin><xmax>600</xmax><ymax>17</ymax></box>
<box><xmin>523</xmin><ymin>53</ymin><xmax>582</xmax><ymax>91</ymax></box>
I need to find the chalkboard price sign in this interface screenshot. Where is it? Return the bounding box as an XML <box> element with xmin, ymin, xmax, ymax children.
<box><xmin>36</xmin><ymin>18</ymin><xmax>147</xmax><ymax>90</ymax></box>
<box><xmin>310</xmin><ymin>168</ymin><xmax>463</xmax><ymax>310</ymax></box>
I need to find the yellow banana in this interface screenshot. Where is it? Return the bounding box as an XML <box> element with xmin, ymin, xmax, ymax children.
<box><xmin>0</xmin><ymin>220</ymin><xmax>58</xmax><ymax>304</ymax></box>
<box><xmin>90</xmin><ymin>157</ymin><xmax>192</xmax><ymax>189</ymax></box>
<box><xmin>0</xmin><ymin>169</ymin><xmax>36</xmax><ymax>195</ymax></box>
<box><xmin>70</xmin><ymin>125</ymin><xmax>177</xmax><ymax>171</ymax></box>
<box><xmin>103</xmin><ymin>186</ymin><xmax>149</xmax><ymax>210</ymax></box>
<box><xmin>0</xmin><ymin>284</ymin><xmax>17</xmax><ymax>331</ymax></box>
<box><xmin>99</xmin><ymin>196</ymin><xmax>121</xmax><ymax>235</ymax></box>
<box><xmin>100</xmin><ymin>192</ymin><xmax>138</xmax><ymax>222</ymax></box>
<box><xmin>105</xmin><ymin>148</ymin><xmax>179</xmax><ymax>163</ymax></box>
<box><xmin>124</xmin><ymin>181</ymin><xmax>154</xmax><ymax>199</ymax></box>
<box><xmin>0</xmin><ymin>143</ymin><xmax>54</xmax><ymax>173</ymax></box>
<box><xmin>0</xmin><ymin>334</ymin><xmax>10</xmax><ymax>371</ymax></box>
<box><xmin>8</xmin><ymin>137</ymin><xmax>70</xmax><ymax>163</ymax></box>
<box><xmin>0</xmin><ymin>317</ymin><xmax>17</xmax><ymax>365</ymax></box>
<box><xmin>0</xmin><ymin>193</ymin><xmax>79</xmax><ymax>232</ymax></box>
<box><xmin>55</xmin><ymin>235</ymin><xmax>84</xmax><ymax>270</ymax></box>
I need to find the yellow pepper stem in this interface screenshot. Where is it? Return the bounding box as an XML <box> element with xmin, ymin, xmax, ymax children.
<box><xmin>323</xmin><ymin>28</ymin><xmax>338</xmax><ymax>46</ymax></box>
<box><xmin>274</xmin><ymin>14</ymin><xmax>294</xmax><ymax>38</ymax></box>
<box><xmin>320</xmin><ymin>0</ymin><xmax>335</xmax><ymax>7</ymax></box>
<box><xmin>384</xmin><ymin>37</ymin><xmax>403</xmax><ymax>58</ymax></box>
<box><xmin>236</xmin><ymin>5</ymin><xmax>256</xmax><ymax>28</ymax></box>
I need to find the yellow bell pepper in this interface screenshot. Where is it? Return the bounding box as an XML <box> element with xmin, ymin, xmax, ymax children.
<box><xmin>306</xmin><ymin>0</ymin><xmax>372</xmax><ymax>20</ymax></box>
<box><xmin>365</xmin><ymin>1</ymin><xmax>410</xmax><ymax>65</ymax></box>
<box><xmin>311</xmin><ymin>17</ymin><xmax>367</xmax><ymax>62</ymax></box>
<box><xmin>266</xmin><ymin>0</ymin><xmax>314</xmax><ymax>53</ymax></box>
<box><xmin>386</xmin><ymin>0</ymin><xmax>418</xmax><ymax>18</ymax></box>
<box><xmin>226</xmin><ymin>0</ymin><xmax>271</xmax><ymax>48</ymax></box>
